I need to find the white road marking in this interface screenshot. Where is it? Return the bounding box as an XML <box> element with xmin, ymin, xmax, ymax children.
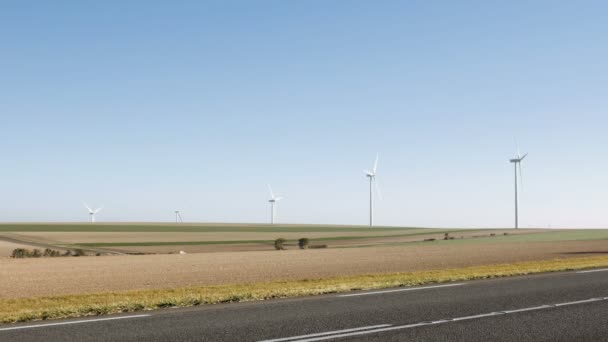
<box><xmin>257</xmin><ymin>324</ymin><xmax>392</xmax><ymax>342</ymax></box>
<box><xmin>0</xmin><ymin>314</ymin><xmax>151</xmax><ymax>332</ymax></box>
<box><xmin>451</xmin><ymin>312</ymin><xmax>502</xmax><ymax>321</ymax></box>
<box><xmin>554</xmin><ymin>298</ymin><xmax>604</xmax><ymax>306</ymax></box>
<box><xmin>263</xmin><ymin>296</ymin><xmax>608</xmax><ymax>341</ymax></box>
<box><xmin>576</xmin><ymin>268</ymin><xmax>608</xmax><ymax>274</ymax></box>
<box><xmin>337</xmin><ymin>283</ymin><xmax>464</xmax><ymax>297</ymax></box>
<box><xmin>501</xmin><ymin>305</ymin><xmax>552</xmax><ymax>314</ymax></box>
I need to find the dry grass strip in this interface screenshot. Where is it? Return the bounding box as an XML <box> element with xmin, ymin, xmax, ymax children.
<box><xmin>2</xmin><ymin>255</ymin><xmax>608</xmax><ymax>324</ymax></box>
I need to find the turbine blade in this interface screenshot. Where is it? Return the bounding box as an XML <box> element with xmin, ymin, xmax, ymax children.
<box><xmin>95</xmin><ymin>206</ymin><xmax>104</xmax><ymax>214</ymax></box>
<box><xmin>520</xmin><ymin>152</ymin><xmax>528</xmax><ymax>161</ymax></box>
<box><xmin>373</xmin><ymin>153</ymin><xmax>379</xmax><ymax>174</ymax></box>
<box><xmin>82</xmin><ymin>201</ymin><xmax>92</xmax><ymax>212</ymax></box>
<box><xmin>514</xmin><ymin>138</ymin><xmax>521</xmax><ymax>159</ymax></box>
<box><xmin>267</xmin><ymin>184</ymin><xmax>275</xmax><ymax>199</ymax></box>
<box><xmin>275</xmin><ymin>197</ymin><xmax>283</xmax><ymax>201</ymax></box>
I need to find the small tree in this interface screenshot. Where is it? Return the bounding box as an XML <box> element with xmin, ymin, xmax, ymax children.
<box><xmin>298</xmin><ymin>238</ymin><xmax>310</xmax><ymax>249</ymax></box>
<box><xmin>274</xmin><ymin>238</ymin><xmax>286</xmax><ymax>250</ymax></box>
<box><xmin>11</xmin><ymin>248</ymin><xmax>27</xmax><ymax>258</ymax></box>
<box><xmin>31</xmin><ymin>249</ymin><xmax>42</xmax><ymax>258</ymax></box>
<box><xmin>73</xmin><ymin>249</ymin><xmax>86</xmax><ymax>257</ymax></box>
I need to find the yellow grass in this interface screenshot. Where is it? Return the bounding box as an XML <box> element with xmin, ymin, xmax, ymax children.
<box><xmin>2</xmin><ymin>255</ymin><xmax>608</xmax><ymax>324</ymax></box>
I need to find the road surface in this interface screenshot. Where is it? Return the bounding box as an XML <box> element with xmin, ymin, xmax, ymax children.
<box><xmin>2</xmin><ymin>268</ymin><xmax>608</xmax><ymax>341</ymax></box>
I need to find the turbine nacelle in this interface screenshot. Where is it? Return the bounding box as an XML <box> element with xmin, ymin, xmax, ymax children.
<box><xmin>510</xmin><ymin>153</ymin><xmax>528</xmax><ymax>163</ymax></box>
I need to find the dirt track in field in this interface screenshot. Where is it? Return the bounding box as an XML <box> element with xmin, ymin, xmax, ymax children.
<box><xmin>0</xmin><ymin>241</ymin><xmax>37</xmax><ymax>257</ymax></box>
<box><xmin>1</xmin><ymin>239</ymin><xmax>607</xmax><ymax>299</ymax></box>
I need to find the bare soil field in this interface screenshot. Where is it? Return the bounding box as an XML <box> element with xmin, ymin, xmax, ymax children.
<box><xmin>0</xmin><ymin>241</ymin><xmax>38</xmax><ymax>257</ymax></box>
<box><xmin>1</xmin><ymin>239</ymin><xmax>606</xmax><ymax>299</ymax></box>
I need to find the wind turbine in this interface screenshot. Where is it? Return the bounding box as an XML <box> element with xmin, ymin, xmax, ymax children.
<box><xmin>364</xmin><ymin>154</ymin><xmax>382</xmax><ymax>227</ymax></box>
<box><xmin>174</xmin><ymin>210</ymin><xmax>183</xmax><ymax>223</ymax></box>
<box><xmin>509</xmin><ymin>142</ymin><xmax>528</xmax><ymax>229</ymax></box>
<box><xmin>83</xmin><ymin>201</ymin><xmax>103</xmax><ymax>223</ymax></box>
<box><xmin>267</xmin><ymin>185</ymin><xmax>283</xmax><ymax>224</ymax></box>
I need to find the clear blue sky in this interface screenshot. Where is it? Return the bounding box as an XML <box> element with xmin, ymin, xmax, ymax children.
<box><xmin>1</xmin><ymin>1</ymin><xmax>607</xmax><ymax>227</ymax></box>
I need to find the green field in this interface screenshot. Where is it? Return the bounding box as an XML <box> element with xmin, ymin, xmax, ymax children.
<box><xmin>2</xmin><ymin>224</ymin><xmax>607</xmax><ymax>255</ymax></box>
<box><xmin>0</xmin><ymin>223</ymin><xmax>420</xmax><ymax>233</ymax></box>
<box><xmin>342</xmin><ymin>229</ymin><xmax>608</xmax><ymax>249</ymax></box>
<box><xmin>71</xmin><ymin>229</ymin><xmax>483</xmax><ymax>247</ymax></box>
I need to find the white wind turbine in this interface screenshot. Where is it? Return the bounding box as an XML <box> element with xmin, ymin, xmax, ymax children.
<box><xmin>83</xmin><ymin>201</ymin><xmax>103</xmax><ymax>223</ymax></box>
<box><xmin>509</xmin><ymin>141</ymin><xmax>528</xmax><ymax>229</ymax></box>
<box><xmin>364</xmin><ymin>154</ymin><xmax>382</xmax><ymax>227</ymax></box>
<box><xmin>267</xmin><ymin>185</ymin><xmax>283</xmax><ymax>224</ymax></box>
<box><xmin>174</xmin><ymin>210</ymin><xmax>183</xmax><ymax>223</ymax></box>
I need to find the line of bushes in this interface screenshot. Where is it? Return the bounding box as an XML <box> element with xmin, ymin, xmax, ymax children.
<box><xmin>11</xmin><ymin>248</ymin><xmax>88</xmax><ymax>258</ymax></box>
<box><xmin>274</xmin><ymin>238</ymin><xmax>327</xmax><ymax>250</ymax></box>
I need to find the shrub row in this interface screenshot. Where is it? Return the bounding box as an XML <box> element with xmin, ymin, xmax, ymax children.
<box><xmin>274</xmin><ymin>238</ymin><xmax>327</xmax><ymax>250</ymax></box>
<box><xmin>11</xmin><ymin>248</ymin><xmax>87</xmax><ymax>258</ymax></box>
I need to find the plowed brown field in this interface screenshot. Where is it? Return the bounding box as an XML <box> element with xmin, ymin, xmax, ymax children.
<box><xmin>1</xmin><ymin>239</ymin><xmax>606</xmax><ymax>299</ymax></box>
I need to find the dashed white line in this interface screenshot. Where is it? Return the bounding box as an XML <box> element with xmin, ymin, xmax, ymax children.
<box><xmin>261</xmin><ymin>296</ymin><xmax>608</xmax><ymax>341</ymax></box>
<box><xmin>257</xmin><ymin>324</ymin><xmax>392</xmax><ymax>342</ymax></box>
<box><xmin>576</xmin><ymin>268</ymin><xmax>608</xmax><ymax>274</ymax></box>
<box><xmin>0</xmin><ymin>314</ymin><xmax>151</xmax><ymax>332</ymax></box>
<box><xmin>337</xmin><ymin>283</ymin><xmax>464</xmax><ymax>297</ymax></box>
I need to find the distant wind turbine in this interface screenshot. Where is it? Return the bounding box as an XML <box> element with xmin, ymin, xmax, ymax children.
<box><xmin>509</xmin><ymin>141</ymin><xmax>528</xmax><ymax>229</ymax></box>
<box><xmin>174</xmin><ymin>210</ymin><xmax>183</xmax><ymax>223</ymax></box>
<box><xmin>83</xmin><ymin>201</ymin><xmax>103</xmax><ymax>223</ymax></box>
<box><xmin>364</xmin><ymin>154</ymin><xmax>382</xmax><ymax>227</ymax></box>
<box><xmin>267</xmin><ymin>185</ymin><xmax>283</xmax><ymax>224</ymax></box>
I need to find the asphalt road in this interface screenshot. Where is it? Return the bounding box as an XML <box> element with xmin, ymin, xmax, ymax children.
<box><xmin>2</xmin><ymin>268</ymin><xmax>608</xmax><ymax>341</ymax></box>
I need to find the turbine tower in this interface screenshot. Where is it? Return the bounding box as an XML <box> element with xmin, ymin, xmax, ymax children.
<box><xmin>83</xmin><ymin>201</ymin><xmax>103</xmax><ymax>223</ymax></box>
<box><xmin>267</xmin><ymin>185</ymin><xmax>283</xmax><ymax>224</ymax></box>
<box><xmin>174</xmin><ymin>210</ymin><xmax>183</xmax><ymax>223</ymax></box>
<box><xmin>364</xmin><ymin>154</ymin><xmax>382</xmax><ymax>227</ymax></box>
<box><xmin>509</xmin><ymin>143</ymin><xmax>528</xmax><ymax>229</ymax></box>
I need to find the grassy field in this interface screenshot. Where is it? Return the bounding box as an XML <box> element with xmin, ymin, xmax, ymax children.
<box><xmin>0</xmin><ymin>223</ymin><xmax>419</xmax><ymax>233</ymax></box>
<box><xmin>2</xmin><ymin>223</ymin><xmax>606</xmax><ymax>255</ymax></box>
<box><xmin>0</xmin><ymin>223</ymin><xmax>493</xmax><ymax>254</ymax></box>
<box><xmin>70</xmin><ymin>229</ymin><xmax>484</xmax><ymax>247</ymax></box>
<box><xmin>3</xmin><ymin>255</ymin><xmax>608</xmax><ymax>324</ymax></box>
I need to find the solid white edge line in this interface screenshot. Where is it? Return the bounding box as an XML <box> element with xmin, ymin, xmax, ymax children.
<box><xmin>451</xmin><ymin>312</ymin><xmax>503</xmax><ymax>321</ymax></box>
<box><xmin>0</xmin><ymin>314</ymin><xmax>151</xmax><ymax>332</ymax></box>
<box><xmin>576</xmin><ymin>268</ymin><xmax>608</xmax><ymax>274</ymax></box>
<box><xmin>289</xmin><ymin>323</ymin><xmax>431</xmax><ymax>342</ymax></box>
<box><xmin>554</xmin><ymin>298</ymin><xmax>603</xmax><ymax>306</ymax></box>
<box><xmin>337</xmin><ymin>283</ymin><xmax>464</xmax><ymax>297</ymax></box>
<box><xmin>501</xmin><ymin>305</ymin><xmax>553</xmax><ymax>314</ymax></box>
<box><xmin>269</xmin><ymin>296</ymin><xmax>608</xmax><ymax>342</ymax></box>
<box><xmin>257</xmin><ymin>324</ymin><xmax>392</xmax><ymax>342</ymax></box>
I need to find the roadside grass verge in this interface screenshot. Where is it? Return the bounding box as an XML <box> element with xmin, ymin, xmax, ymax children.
<box><xmin>2</xmin><ymin>255</ymin><xmax>608</xmax><ymax>324</ymax></box>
